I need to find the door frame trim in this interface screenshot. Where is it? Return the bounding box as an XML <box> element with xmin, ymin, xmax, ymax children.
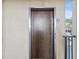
<box><xmin>29</xmin><ymin>7</ymin><xmax>56</xmax><ymax>59</ymax></box>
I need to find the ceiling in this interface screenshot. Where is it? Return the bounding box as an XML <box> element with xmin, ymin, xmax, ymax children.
<box><xmin>3</xmin><ymin>0</ymin><xmax>64</xmax><ymax>1</ymax></box>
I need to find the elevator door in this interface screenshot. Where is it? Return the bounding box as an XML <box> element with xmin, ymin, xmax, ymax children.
<box><xmin>31</xmin><ymin>8</ymin><xmax>54</xmax><ymax>59</ymax></box>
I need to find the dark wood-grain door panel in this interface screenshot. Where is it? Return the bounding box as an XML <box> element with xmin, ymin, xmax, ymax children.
<box><xmin>31</xmin><ymin>8</ymin><xmax>54</xmax><ymax>59</ymax></box>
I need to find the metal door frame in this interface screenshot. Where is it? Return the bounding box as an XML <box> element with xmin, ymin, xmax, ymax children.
<box><xmin>29</xmin><ymin>8</ymin><xmax>56</xmax><ymax>59</ymax></box>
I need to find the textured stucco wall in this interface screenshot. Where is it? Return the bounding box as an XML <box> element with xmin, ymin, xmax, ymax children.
<box><xmin>2</xmin><ymin>0</ymin><xmax>65</xmax><ymax>59</ymax></box>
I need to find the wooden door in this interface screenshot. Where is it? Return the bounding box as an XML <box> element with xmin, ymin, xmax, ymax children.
<box><xmin>31</xmin><ymin>8</ymin><xmax>54</xmax><ymax>59</ymax></box>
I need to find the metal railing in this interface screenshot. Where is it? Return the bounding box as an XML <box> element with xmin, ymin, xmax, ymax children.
<box><xmin>63</xmin><ymin>35</ymin><xmax>76</xmax><ymax>59</ymax></box>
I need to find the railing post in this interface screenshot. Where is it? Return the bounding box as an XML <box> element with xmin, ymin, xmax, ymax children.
<box><xmin>63</xmin><ymin>35</ymin><xmax>76</xmax><ymax>59</ymax></box>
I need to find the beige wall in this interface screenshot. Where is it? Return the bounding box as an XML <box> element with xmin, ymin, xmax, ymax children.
<box><xmin>2</xmin><ymin>0</ymin><xmax>65</xmax><ymax>59</ymax></box>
